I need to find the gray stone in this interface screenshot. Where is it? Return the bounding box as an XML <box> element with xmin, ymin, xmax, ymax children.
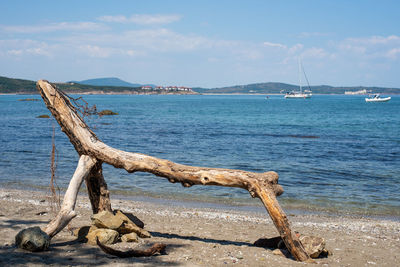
<box><xmin>15</xmin><ymin>227</ymin><xmax>50</xmax><ymax>252</ymax></box>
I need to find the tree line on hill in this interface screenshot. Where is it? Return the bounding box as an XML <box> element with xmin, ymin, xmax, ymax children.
<box><xmin>1</xmin><ymin>76</ymin><xmax>399</xmax><ymax>94</ymax></box>
<box><xmin>194</xmin><ymin>82</ymin><xmax>400</xmax><ymax>94</ymax></box>
<box><xmin>0</xmin><ymin>76</ymin><xmax>143</xmax><ymax>94</ymax></box>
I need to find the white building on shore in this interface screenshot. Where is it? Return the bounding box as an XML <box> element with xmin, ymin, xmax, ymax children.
<box><xmin>141</xmin><ymin>85</ymin><xmax>193</xmax><ymax>92</ymax></box>
<box><xmin>344</xmin><ymin>89</ymin><xmax>371</xmax><ymax>95</ymax></box>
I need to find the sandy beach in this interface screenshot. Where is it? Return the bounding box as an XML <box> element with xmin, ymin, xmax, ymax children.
<box><xmin>0</xmin><ymin>187</ymin><xmax>399</xmax><ymax>266</ymax></box>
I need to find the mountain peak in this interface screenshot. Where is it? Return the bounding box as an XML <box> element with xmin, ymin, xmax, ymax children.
<box><xmin>70</xmin><ymin>77</ymin><xmax>141</xmax><ymax>87</ymax></box>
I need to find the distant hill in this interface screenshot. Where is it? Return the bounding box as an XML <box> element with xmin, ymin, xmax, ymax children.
<box><xmin>193</xmin><ymin>82</ymin><xmax>400</xmax><ymax>94</ymax></box>
<box><xmin>1</xmin><ymin>75</ymin><xmax>399</xmax><ymax>95</ymax></box>
<box><xmin>194</xmin><ymin>82</ymin><xmax>297</xmax><ymax>94</ymax></box>
<box><xmin>0</xmin><ymin>76</ymin><xmax>143</xmax><ymax>94</ymax></box>
<box><xmin>0</xmin><ymin>76</ymin><xmax>192</xmax><ymax>95</ymax></box>
<box><xmin>0</xmin><ymin>76</ymin><xmax>37</xmax><ymax>93</ymax></box>
<box><xmin>69</xmin><ymin>77</ymin><xmax>142</xmax><ymax>87</ymax></box>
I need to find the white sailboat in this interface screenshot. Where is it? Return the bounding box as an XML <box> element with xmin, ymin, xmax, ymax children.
<box><xmin>285</xmin><ymin>58</ymin><xmax>312</xmax><ymax>99</ymax></box>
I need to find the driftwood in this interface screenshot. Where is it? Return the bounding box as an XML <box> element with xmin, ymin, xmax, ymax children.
<box><xmin>96</xmin><ymin>237</ymin><xmax>166</xmax><ymax>257</ymax></box>
<box><xmin>44</xmin><ymin>155</ymin><xmax>96</xmax><ymax>237</ymax></box>
<box><xmin>36</xmin><ymin>80</ymin><xmax>311</xmax><ymax>262</ymax></box>
<box><xmin>85</xmin><ymin>161</ymin><xmax>112</xmax><ymax>214</ymax></box>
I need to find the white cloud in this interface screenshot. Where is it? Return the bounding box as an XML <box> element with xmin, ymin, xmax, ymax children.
<box><xmin>1</xmin><ymin>39</ymin><xmax>52</xmax><ymax>57</ymax></box>
<box><xmin>79</xmin><ymin>45</ymin><xmax>112</xmax><ymax>58</ymax></box>
<box><xmin>0</xmin><ymin>22</ymin><xmax>105</xmax><ymax>34</ymax></box>
<box><xmin>301</xmin><ymin>47</ymin><xmax>328</xmax><ymax>59</ymax></box>
<box><xmin>25</xmin><ymin>47</ymin><xmax>51</xmax><ymax>56</ymax></box>
<box><xmin>336</xmin><ymin>35</ymin><xmax>400</xmax><ymax>62</ymax></box>
<box><xmin>338</xmin><ymin>43</ymin><xmax>367</xmax><ymax>54</ymax></box>
<box><xmin>1</xmin><ymin>15</ymin><xmax>399</xmax><ymax>87</ymax></box>
<box><xmin>386</xmin><ymin>47</ymin><xmax>400</xmax><ymax>60</ymax></box>
<box><xmin>288</xmin><ymin>44</ymin><xmax>304</xmax><ymax>54</ymax></box>
<box><xmin>98</xmin><ymin>14</ymin><xmax>182</xmax><ymax>25</ymax></box>
<box><xmin>125</xmin><ymin>49</ymin><xmax>144</xmax><ymax>57</ymax></box>
<box><xmin>7</xmin><ymin>49</ymin><xmax>23</xmax><ymax>56</ymax></box>
<box><xmin>263</xmin><ymin>41</ymin><xmax>286</xmax><ymax>49</ymax></box>
<box><xmin>346</xmin><ymin>35</ymin><xmax>400</xmax><ymax>45</ymax></box>
<box><xmin>112</xmin><ymin>28</ymin><xmax>217</xmax><ymax>51</ymax></box>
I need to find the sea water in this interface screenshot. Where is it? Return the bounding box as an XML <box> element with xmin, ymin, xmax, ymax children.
<box><xmin>1</xmin><ymin>94</ymin><xmax>399</xmax><ymax>217</ymax></box>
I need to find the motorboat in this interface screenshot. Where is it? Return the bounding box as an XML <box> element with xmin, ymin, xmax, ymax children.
<box><xmin>365</xmin><ymin>94</ymin><xmax>391</xmax><ymax>102</ymax></box>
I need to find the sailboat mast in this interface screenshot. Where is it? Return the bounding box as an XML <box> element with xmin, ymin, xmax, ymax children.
<box><xmin>298</xmin><ymin>57</ymin><xmax>302</xmax><ymax>93</ymax></box>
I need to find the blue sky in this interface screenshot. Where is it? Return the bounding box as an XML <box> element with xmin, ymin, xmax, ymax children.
<box><xmin>1</xmin><ymin>0</ymin><xmax>399</xmax><ymax>88</ymax></box>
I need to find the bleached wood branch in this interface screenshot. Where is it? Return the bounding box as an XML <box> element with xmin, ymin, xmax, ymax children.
<box><xmin>44</xmin><ymin>155</ymin><xmax>96</xmax><ymax>237</ymax></box>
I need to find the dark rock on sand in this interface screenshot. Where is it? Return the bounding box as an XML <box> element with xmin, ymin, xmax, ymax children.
<box><xmin>15</xmin><ymin>227</ymin><xmax>50</xmax><ymax>252</ymax></box>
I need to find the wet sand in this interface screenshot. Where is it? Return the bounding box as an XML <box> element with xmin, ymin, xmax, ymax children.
<box><xmin>0</xmin><ymin>188</ymin><xmax>399</xmax><ymax>266</ymax></box>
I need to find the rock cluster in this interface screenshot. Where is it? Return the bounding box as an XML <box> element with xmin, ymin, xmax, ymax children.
<box><xmin>74</xmin><ymin>210</ymin><xmax>151</xmax><ymax>245</ymax></box>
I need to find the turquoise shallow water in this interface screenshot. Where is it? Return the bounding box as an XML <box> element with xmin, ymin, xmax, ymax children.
<box><xmin>1</xmin><ymin>94</ymin><xmax>399</xmax><ymax>217</ymax></box>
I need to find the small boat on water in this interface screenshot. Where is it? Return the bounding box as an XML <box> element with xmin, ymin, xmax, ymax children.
<box><xmin>285</xmin><ymin>57</ymin><xmax>312</xmax><ymax>99</ymax></box>
<box><xmin>365</xmin><ymin>94</ymin><xmax>391</xmax><ymax>102</ymax></box>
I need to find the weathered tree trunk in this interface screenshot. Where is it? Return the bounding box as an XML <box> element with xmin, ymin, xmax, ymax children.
<box><xmin>85</xmin><ymin>161</ymin><xmax>112</xmax><ymax>213</ymax></box>
<box><xmin>37</xmin><ymin>80</ymin><xmax>311</xmax><ymax>262</ymax></box>
<box><xmin>44</xmin><ymin>155</ymin><xmax>96</xmax><ymax>237</ymax></box>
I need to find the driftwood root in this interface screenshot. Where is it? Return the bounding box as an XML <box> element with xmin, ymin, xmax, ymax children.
<box><xmin>96</xmin><ymin>237</ymin><xmax>166</xmax><ymax>257</ymax></box>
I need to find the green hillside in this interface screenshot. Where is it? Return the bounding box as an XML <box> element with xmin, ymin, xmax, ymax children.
<box><xmin>1</xmin><ymin>76</ymin><xmax>399</xmax><ymax>95</ymax></box>
<box><xmin>195</xmin><ymin>82</ymin><xmax>400</xmax><ymax>94</ymax></box>
<box><xmin>56</xmin><ymin>82</ymin><xmax>142</xmax><ymax>93</ymax></box>
<box><xmin>0</xmin><ymin>76</ymin><xmax>37</xmax><ymax>93</ymax></box>
<box><xmin>0</xmin><ymin>76</ymin><xmax>142</xmax><ymax>94</ymax></box>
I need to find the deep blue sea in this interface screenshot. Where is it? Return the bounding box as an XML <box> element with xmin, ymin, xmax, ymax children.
<box><xmin>1</xmin><ymin>94</ymin><xmax>399</xmax><ymax>217</ymax></box>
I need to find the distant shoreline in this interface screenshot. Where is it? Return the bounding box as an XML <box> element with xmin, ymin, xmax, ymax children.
<box><xmin>2</xmin><ymin>92</ymin><xmax>399</xmax><ymax>96</ymax></box>
<box><xmin>0</xmin><ymin>91</ymin><xmax>198</xmax><ymax>95</ymax></box>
